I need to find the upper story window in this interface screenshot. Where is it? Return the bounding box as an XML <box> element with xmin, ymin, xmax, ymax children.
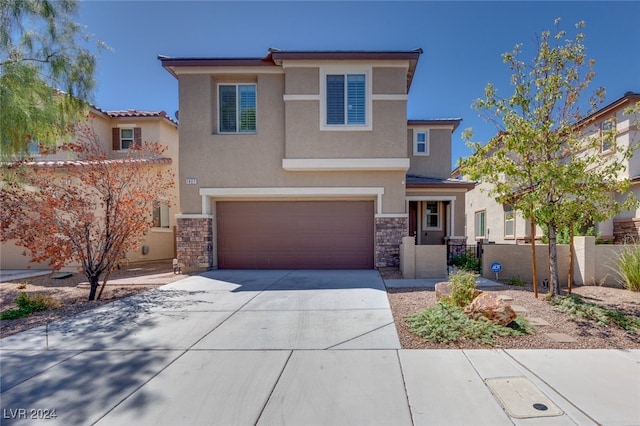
<box><xmin>219</xmin><ymin>84</ymin><xmax>256</xmax><ymax>133</ymax></box>
<box><xmin>475</xmin><ymin>210</ymin><xmax>486</xmax><ymax>239</ymax></box>
<box><xmin>413</xmin><ymin>130</ymin><xmax>430</xmax><ymax>156</ymax></box>
<box><xmin>601</xmin><ymin>119</ymin><xmax>615</xmax><ymax>152</ymax></box>
<box><xmin>504</xmin><ymin>205</ymin><xmax>515</xmax><ymax>238</ymax></box>
<box><xmin>112</xmin><ymin>127</ymin><xmax>141</xmax><ymax>151</ymax></box>
<box><xmin>320</xmin><ymin>68</ymin><xmax>371</xmax><ymax>131</ymax></box>
<box><xmin>120</xmin><ymin>129</ymin><xmax>135</xmax><ymax>149</ymax></box>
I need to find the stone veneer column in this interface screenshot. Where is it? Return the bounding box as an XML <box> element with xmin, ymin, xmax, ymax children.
<box><xmin>613</xmin><ymin>219</ymin><xmax>640</xmax><ymax>244</ymax></box>
<box><xmin>176</xmin><ymin>216</ymin><xmax>214</xmax><ymax>270</ymax></box>
<box><xmin>375</xmin><ymin>217</ymin><xmax>408</xmax><ymax>267</ymax></box>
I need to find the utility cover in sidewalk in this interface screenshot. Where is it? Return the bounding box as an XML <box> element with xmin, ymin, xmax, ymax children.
<box><xmin>485</xmin><ymin>376</ymin><xmax>563</xmax><ymax>419</ymax></box>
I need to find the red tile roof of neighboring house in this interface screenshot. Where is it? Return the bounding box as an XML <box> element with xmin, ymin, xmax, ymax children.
<box><xmin>107</xmin><ymin>109</ymin><xmax>178</xmax><ymax>125</ymax></box>
<box><xmin>15</xmin><ymin>157</ymin><xmax>172</xmax><ymax>170</ymax></box>
<box><xmin>89</xmin><ymin>106</ymin><xmax>178</xmax><ymax>125</ymax></box>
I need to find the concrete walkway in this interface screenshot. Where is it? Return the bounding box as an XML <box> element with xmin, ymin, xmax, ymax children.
<box><xmin>1</xmin><ymin>270</ymin><xmax>638</xmax><ymax>425</ymax></box>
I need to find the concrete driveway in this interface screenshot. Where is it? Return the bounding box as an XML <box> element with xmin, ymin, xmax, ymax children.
<box><xmin>1</xmin><ymin>270</ymin><xmax>639</xmax><ymax>425</ymax></box>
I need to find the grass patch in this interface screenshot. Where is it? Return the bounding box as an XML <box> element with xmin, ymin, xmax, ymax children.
<box><xmin>550</xmin><ymin>294</ymin><xmax>640</xmax><ymax>333</ymax></box>
<box><xmin>407</xmin><ymin>301</ymin><xmax>533</xmax><ymax>345</ymax></box>
<box><xmin>0</xmin><ymin>292</ymin><xmax>61</xmax><ymax>320</ymax></box>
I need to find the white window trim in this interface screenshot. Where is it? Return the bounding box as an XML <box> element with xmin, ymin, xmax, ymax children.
<box><xmin>413</xmin><ymin>130</ymin><xmax>430</xmax><ymax>156</ymax></box>
<box><xmin>423</xmin><ymin>201</ymin><xmax>442</xmax><ymax>231</ymax></box>
<box><xmin>600</xmin><ymin>119</ymin><xmax>615</xmax><ymax>153</ymax></box>
<box><xmin>504</xmin><ymin>205</ymin><xmax>515</xmax><ymax>238</ymax></box>
<box><xmin>319</xmin><ymin>67</ymin><xmax>372</xmax><ymax>131</ymax></box>
<box><xmin>217</xmin><ymin>83</ymin><xmax>257</xmax><ymax>134</ymax></box>
<box><xmin>474</xmin><ymin>210</ymin><xmax>486</xmax><ymax>239</ymax></box>
<box><xmin>119</xmin><ymin>128</ymin><xmax>134</xmax><ymax>151</ymax></box>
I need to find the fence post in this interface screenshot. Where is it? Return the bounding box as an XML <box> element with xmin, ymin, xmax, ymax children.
<box><xmin>573</xmin><ymin>236</ymin><xmax>595</xmax><ymax>285</ymax></box>
<box><xmin>400</xmin><ymin>236</ymin><xmax>416</xmax><ymax>279</ymax></box>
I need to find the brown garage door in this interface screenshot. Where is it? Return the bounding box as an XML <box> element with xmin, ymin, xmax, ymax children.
<box><xmin>217</xmin><ymin>201</ymin><xmax>374</xmax><ymax>269</ymax></box>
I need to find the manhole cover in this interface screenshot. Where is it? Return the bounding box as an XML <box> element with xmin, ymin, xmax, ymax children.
<box><xmin>485</xmin><ymin>377</ymin><xmax>563</xmax><ymax>419</ymax></box>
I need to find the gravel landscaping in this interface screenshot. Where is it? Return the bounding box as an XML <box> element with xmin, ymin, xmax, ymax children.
<box><xmin>382</xmin><ymin>270</ymin><xmax>640</xmax><ymax>350</ymax></box>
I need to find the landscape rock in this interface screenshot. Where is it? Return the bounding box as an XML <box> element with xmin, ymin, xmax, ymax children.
<box><xmin>464</xmin><ymin>292</ymin><xmax>517</xmax><ymax>326</ymax></box>
<box><xmin>434</xmin><ymin>282</ymin><xmax>452</xmax><ymax>301</ymax></box>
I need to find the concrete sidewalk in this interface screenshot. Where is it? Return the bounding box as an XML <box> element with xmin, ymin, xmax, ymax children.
<box><xmin>1</xmin><ymin>270</ymin><xmax>638</xmax><ymax>425</ymax></box>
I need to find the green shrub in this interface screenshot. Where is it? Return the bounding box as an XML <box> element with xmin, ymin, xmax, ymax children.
<box><xmin>0</xmin><ymin>292</ymin><xmax>61</xmax><ymax>320</ymax></box>
<box><xmin>507</xmin><ymin>276</ymin><xmax>526</xmax><ymax>286</ymax></box>
<box><xmin>614</xmin><ymin>244</ymin><xmax>640</xmax><ymax>292</ymax></box>
<box><xmin>448</xmin><ymin>253</ymin><xmax>481</xmax><ymax>273</ymax></box>
<box><xmin>447</xmin><ymin>271</ymin><xmax>479</xmax><ymax>308</ymax></box>
<box><xmin>551</xmin><ymin>294</ymin><xmax>640</xmax><ymax>332</ymax></box>
<box><xmin>407</xmin><ymin>301</ymin><xmax>532</xmax><ymax>345</ymax></box>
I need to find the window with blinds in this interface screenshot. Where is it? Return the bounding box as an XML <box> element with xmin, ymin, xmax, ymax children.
<box><xmin>219</xmin><ymin>84</ymin><xmax>256</xmax><ymax>133</ymax></box>
<box><xmin>326</xmin><ymin>73</ymin><xmax>366</xmax><ymax>126</ymax></box>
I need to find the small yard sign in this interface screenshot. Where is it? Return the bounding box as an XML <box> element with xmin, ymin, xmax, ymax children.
<box><xmin>490</xmin><ymin>261</ymin><xmax>502</xmax><ymax>280</ymax></box>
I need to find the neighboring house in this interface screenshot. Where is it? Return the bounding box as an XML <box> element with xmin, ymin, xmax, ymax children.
<box><xmin>160</xmin><ymin>48</ymin><xmax>473</xmax><ymax>270</ymax></box>
<box><xmin>460</xmin><ymin>91</ymin><xmax>640</xmax><ymax>245</ymax></box>
<box><xmin>0</xmin><ymin>107</ymin><xmax>179</xmax><ymax>270</ymax></box>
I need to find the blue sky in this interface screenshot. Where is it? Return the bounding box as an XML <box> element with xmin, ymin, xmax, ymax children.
<box><xmin>78</xmin><ymin>1</ymin><xmax>640</xmax><ymax>168</ymax></box>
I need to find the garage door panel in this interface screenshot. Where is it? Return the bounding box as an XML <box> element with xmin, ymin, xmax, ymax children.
<box><xmin>217</xmin><ymin>201</ymin><xmax>374</xmax><ymax>269</ymax></box>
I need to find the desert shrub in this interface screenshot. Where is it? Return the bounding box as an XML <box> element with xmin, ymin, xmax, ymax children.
<box><xmin>448</xmin><ymin>253</ymin><xmax>481</xmax><ymax>273</ymax></box>
<box><xmin>407</xmin><ymin>301</ymin><xmax>532</xmax><ymax>345</ymax></box>
<box><xmin>551</xmin><ymin>294</ymin><xmax>640</xmax><ymax>332</ymax></box>
<box><xmin>447</xmin><ymin>271</ymin><xmax>479</xmax><ymax>308</ymax></box>
<box><xmin>506</xmin><ymin>276</ymin><xmax>526</xmax><ymax>286</ymax></box>
<box><xmin>0</xmin><ymin>292</ymin><xmax>61</xmax><ymax>320</ymax></box>
<box><xmin>614</xmin><ymin>244</ymin><xmax>640</xmax><ymax>292</ymax></box>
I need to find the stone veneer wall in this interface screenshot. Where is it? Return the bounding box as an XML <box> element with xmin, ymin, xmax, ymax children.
<box><xmin>375</xmin><ymin>217</ymin><xmax>408</xmax><ymax>267</ymax></box>
<box><xmin>613</xmin><ymin>219</ymin><xmax>640</xmax><ymax>244</ymax></box>
<box><xmin>176</xmin><ymin>217</ymin><xmax>213</xmax><ymax>269</ymax></box>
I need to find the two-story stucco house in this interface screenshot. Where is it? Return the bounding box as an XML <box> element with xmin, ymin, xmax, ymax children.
<box><xmin>462</xmin><ymin>91</ymin><xmax>640</xmax><ymax>245</ymax></box>
<box><xmin>0</xmin><ymin>107</ymin><xmax>179</xmax><ymax>270</ymax></box>
<box><xmin>160</xmin><ymin>48</ymin><xmax>473</xmax><ymax>270</ymax></box>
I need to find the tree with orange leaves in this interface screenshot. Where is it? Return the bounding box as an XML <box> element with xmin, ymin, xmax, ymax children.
<box><xmin>0</xmin><ymin>125</ymin><xmax>174</xmax><ymax>300</ymax></box>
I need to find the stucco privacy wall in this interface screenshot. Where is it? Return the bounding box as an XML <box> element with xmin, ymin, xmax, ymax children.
<box><xmin>399</xmin><ymin>237</ymin><xmax>448</xmax><ymax>278</ymax></box>
<box><xmin>478</xmin><ymin>237</ymin><xmax>625</xmax><ymax>287</ymax></box>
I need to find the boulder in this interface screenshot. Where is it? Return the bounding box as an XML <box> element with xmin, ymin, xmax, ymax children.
<box><xmin>464</xmin><ymin>292</ymin><xmax>517</xmax><ymax>326</ymax></box>
<box><xmin>434</xmin><ymin>282</ymin><xmax>452</xmax><ymax>301</ymax></box>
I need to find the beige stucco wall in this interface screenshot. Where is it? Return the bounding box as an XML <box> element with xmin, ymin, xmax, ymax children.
<box><xmin>406</xmin><ymin>128</ymin><xmax>453</xmax><ymax>179</ymax></box>
<box><xmin>284</xmin><ymin>67</ymin><xmax>318</xmax><ymax>94</ymax></box>
<box><xmin>464</xmin><ymin>181</ymin><xmax>544</xmax><ymax>244</ymax></box>
<box><xmin>372</xmin><ymin>67</ymin><xmax>407</xmax><ymax>94</ymax></box>
<box><xmin>285</xmin><ymin>100</ymin><xmax>407</xmax><ymax>159</ymax></box>
<box><xmin>399</xmin><ymin>237</ymin><xmax>448</xmax><ymax>278</ymax></box>
<box><xmin>482</xmin><ymin>243</ymin><xmax>570</xmax><ymax>285</ymax></box>
<box><xmin>176</xmin><ymin>63</ymin><xmax>410</xmax><ymax>216</ymax></box>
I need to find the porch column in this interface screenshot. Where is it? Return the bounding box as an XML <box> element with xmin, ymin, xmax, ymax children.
<box><xmin>175</xmin><ymin>214</ymin><xmax>214</xmax><ymax>270</ymax></box>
